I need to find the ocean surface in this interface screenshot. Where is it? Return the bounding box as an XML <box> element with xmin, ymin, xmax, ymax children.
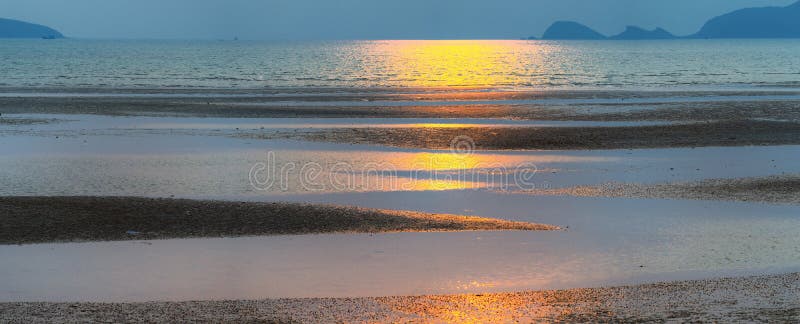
<box><xmin>2</xmin><ymin>39</ymin><xmax>800</xmax><ymax>89</ymax></box>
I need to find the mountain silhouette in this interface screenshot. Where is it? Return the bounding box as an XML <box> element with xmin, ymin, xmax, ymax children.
<box><xmin>693</xmin><ymin>1</ymin><xmax>800</xmax><ymax>38</ymax></box>
<box><xmin>610</xmin><ymin>26</ymin><xmax>675</xmax><ymax>40</ymax></box>
<box><xmin>0</xmin><ymin>18</ymin><xmax>64</xmax><ymax>39</ymax></box>
<box><xmin>542</xmin><ymin>21</ymin><xmax>606</xmax><ymax>40</ymax></box>
<box><xmin>536</xmin><ymin>0</ymin><xmax>800</xmax><ymax>40</ymax></box>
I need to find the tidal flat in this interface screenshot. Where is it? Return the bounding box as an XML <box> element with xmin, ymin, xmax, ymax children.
<box><xmin>2</xmin><ymin>88</ymin><xmax>800</xmax><ymax>320</ymax></box>
<box><xmin>2</xmin><ymin>273</ymin><xmax>798</xmax><ymax>323</ymax></box>
<box><xmin>0</xmin><ymin>196</ymin><xmax>555</xmax><ymax>245</ymax></box>
<box><xmin>516</xmin><ymin>174</ymin><xmax>800</xmax><ymax>204</ymax></box>
<box><xmin>244</xmin><ymin>120</ymin><xmax>800</xmax><ymax>150</ymax></box>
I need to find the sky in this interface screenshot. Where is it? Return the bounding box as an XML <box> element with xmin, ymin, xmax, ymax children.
<box><xmin>1</xmin><ymin>0</ymin><xmax>796</xmax><ymax>40</ymax></box>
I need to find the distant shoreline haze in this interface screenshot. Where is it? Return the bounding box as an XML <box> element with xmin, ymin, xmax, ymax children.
<box><xmin>1</xmin><ymin>1</ymin><xmax>800</xmax><ymax>40</ymax></box>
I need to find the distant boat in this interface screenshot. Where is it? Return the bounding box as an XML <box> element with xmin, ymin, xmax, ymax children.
<box><xmin>233</xmin><ymin>36</ymin><xmax>238</xmax><ymax>41</ymax></box>
<box><xmin>41</xmin><ymin>35</ymin><xmax>57</xmax><ymax>40</ymax></box>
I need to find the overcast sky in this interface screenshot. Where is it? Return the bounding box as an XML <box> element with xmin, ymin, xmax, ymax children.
<box><xmin>1</xmin><ymin>0</ymin><xmax>796</xmax><ymax>39</ymax></box>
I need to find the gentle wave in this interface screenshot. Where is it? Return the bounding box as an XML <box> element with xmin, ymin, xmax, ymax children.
<box><xmin>2</xmin><ymin>39</ymin><xmax>800</xmax><ymax>90</ymax></box>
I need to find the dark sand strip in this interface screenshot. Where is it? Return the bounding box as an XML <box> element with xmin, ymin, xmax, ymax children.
<box><xmin>0</xmin><ymin>117</ymin><xmax>58</xmax><ymax>126</ymax></box>
<box><xmin>3</xmin><ymin>95</ymin><xmax>800</xmax><ymax>121</ymax></box>
<box><xmin>2</xmin><ymin>273</ymin><xmax>797</xmax><ymax>323</ymax></box>
<box><xmin>588</xmin><ymin>100</ymin><xmax>800</xmax><ymax>121</ymax></box>
<box><xmin>519</xmin><ymin>175</ymin><xmax>800</xmax><ymax>204</ymax></box>
<box><xmin>243</xmin><ymin>120</ymin><xmax>800</xmax><ymax>150</ymax></box>
<box><xmin>0</xmin><ymin>197</ymin><xmax>556</xmax><ymax>245</ymax></box>
<box><xmin>3</xmin><ymin>87</ymin><xmax>796</xmax><ymax>99</ymax></box>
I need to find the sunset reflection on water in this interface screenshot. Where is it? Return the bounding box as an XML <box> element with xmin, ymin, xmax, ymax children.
<box><xmin>258</xmin><ymin>149</ymin><xmax>616</xmax><ymax>194</ymax></box>
<box><xmin>360</xmin><ymin>40</ymin><xmax>558</xmax><ymax>88</ymax></box>
<box><xmin>377</xmin><ymin>291</ymin><xmax>598</xmax><ymax>323</ymax></box>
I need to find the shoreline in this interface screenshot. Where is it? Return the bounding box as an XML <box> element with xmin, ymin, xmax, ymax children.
<box><xmin>3</xmin><ymin>272</ymin><xmax>797</xmax><ymax>322</ymax></box>
<box><xmin>0</xmin><ymin>117</ymin><xmax>57</xmax><ymax>126</ymax></box>
<box><xmin>242</xmin><ymin>120</ymin><xmax>800</xmax><ymax>150</ymax></box>
<box><xmin>517</xmin><ymin>174</ymin><xmax>800</xmax><ymax>204</ymax></box>
<box><xmin>3</xmin><ymin>93</ymin><xmax>799</xmax><ymax>122</ymax></box>
<box><xmin>0</xmin><ymin>196</ymin><xmax>556</xmax><ymax>245</ymax></box>
<box><xmin>2</xmin><ymin>86</ymin><xmax>799</xmax><ymax>96</ymax></box>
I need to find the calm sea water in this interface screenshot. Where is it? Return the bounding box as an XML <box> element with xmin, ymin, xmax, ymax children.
<box><xmin>1</xmin><ymin>39</ymin><xmax>800</xmax><ymax>89</ymax></box>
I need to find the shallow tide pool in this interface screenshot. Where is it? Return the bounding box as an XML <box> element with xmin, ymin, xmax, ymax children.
<box><xmin>1</xmin><ymin>113</ymin><xmax>799</xmax><ymax>302</ymax></box>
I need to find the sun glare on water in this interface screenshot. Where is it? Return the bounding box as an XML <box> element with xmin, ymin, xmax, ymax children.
<box><xmin>360</xmin><ymin>40</ymin><xmax>558</xmax><ymax>88</ymax></box>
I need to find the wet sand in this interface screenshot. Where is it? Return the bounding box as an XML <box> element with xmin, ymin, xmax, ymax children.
<box><xmin>3</xmin><ymin>89</ymin><xmax>800</xmax><ymax>321</ymax></box>
<box><xmin>0</xmin><ymin>117</ymin><xmax>57</xmax><ymax>126</ymax></box>
<box><xmin>2</xmin><ymin>273</ymin><xmax>797</xmax><ymax>323</ymax></box>
<box><xmin>0</xmin><ymin>197</ymin><xmax>556</xmax><ymax>245</ymax></box>
<box><xmin>2</xmin><ymin>87</ymin><xmax>797</xmax><ymax>98</ymax></box>
<box><xmin>2</xmin><ymin>91</ymin><xmax>800</xmax><ymax>121</ymax></box>
<box><xmin>243</xmin><ymin>120</ymin><xmax>800</xmax><ymax>150</ymax></box>
<box><xmin>585</xmin><ymin>99</ymin><xmax>800</xmax><ymax>122</ymax></box>
<box><xmin>521</xmin><ymin>175</ymin><xmax>800</xmax><ymax>204</ymax></box>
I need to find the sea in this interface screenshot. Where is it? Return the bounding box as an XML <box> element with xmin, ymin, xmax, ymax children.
<box><xmin>1</xmin><ymin>39</ymin><xmax>800</xmax><ymax>90</ymax></box>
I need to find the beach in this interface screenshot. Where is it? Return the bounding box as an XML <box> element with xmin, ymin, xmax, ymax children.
<box><xmin>2</xmin><ymin>89</ymin><xmax>800</xmax><ymax>121</ymax></box>
<box><xmin>245</xmin><ymin>120</ymin><xmax>800</xmax><ymax>150</ymax></box>
<box><xmin>3</xmin><ymin>87</ymin><xmax>800</xmax><ymax>322</ymax></box>
<box><xmin>517</xmin><ymin>174</ymin><xmax>800</xmax><ymax>204</ymax></box>
<box><xmin>2</xmin><ymin>37</ymin><xmax>800</xmax><ymax>321</ymax></box>
<box><xmin>0</xmin><ymin>196</ymin><xmax>555</xmax><ymax>245</ymax></box>
<box><xmin>3</xmin><ymin>273</ymin><xmax>798</xmax><ymax>323</ymax></box>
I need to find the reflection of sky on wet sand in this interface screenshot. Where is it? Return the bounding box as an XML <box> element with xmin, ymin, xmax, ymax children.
<box><xmin>0</xmin><ymin>132</ymin><xmax>620</xmax><ymax>196</ymax></box>
<box><xmin>2</xmin><ymin>192</ymin><xmax>800</xmax><ymax>302</ymax></box>
<box><xmin>0</xmin><ymin>150</ymin><xmax>581</xmax><ymax>195</ymax></box>
<box><xmin>3</xmin><ymin>114</ymin><xmax>800</xmax><ymax>303</ymax></box>
<box><xmin>1</xmin><ymin>114</ymin><xmax>672</xmax><ymax>131</ymax></box>
<box><xmin>4</xmin><ymin>129</ymin><xmax>800</xmax><ymax>196</ymax></box>
<box><xmin>375</xmin><ymin>292</ymin><xmax>598</xmax><ymax>323</ymax></box>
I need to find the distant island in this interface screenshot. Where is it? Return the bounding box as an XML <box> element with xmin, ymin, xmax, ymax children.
<box><xmin>537</xmin><ymin>22</ymin><xmax>677</xmax><ymax>40</ymax></box>
<box><xmin>541</xmin><ymin>21</ymin><xmax>606</xmax><ymax>40</ymax></box>
<box><xmin>693</xmin><ymin>0</ymin><xmax>800</xmax><ymax>38</ymax></box>
<box><xmin>0</xmin><ymin>18</ymin><xmax>64</xmax><ymax>39</ymax></box>
<box><xmin>610</xmin><ymin>26</ymin><xmax>675</xmax><ymax>40</ymax></box>
<box><xmin>533</xmin><ymin>0</ymin><xmax>800</xmax><ymax>40</ymax></box>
